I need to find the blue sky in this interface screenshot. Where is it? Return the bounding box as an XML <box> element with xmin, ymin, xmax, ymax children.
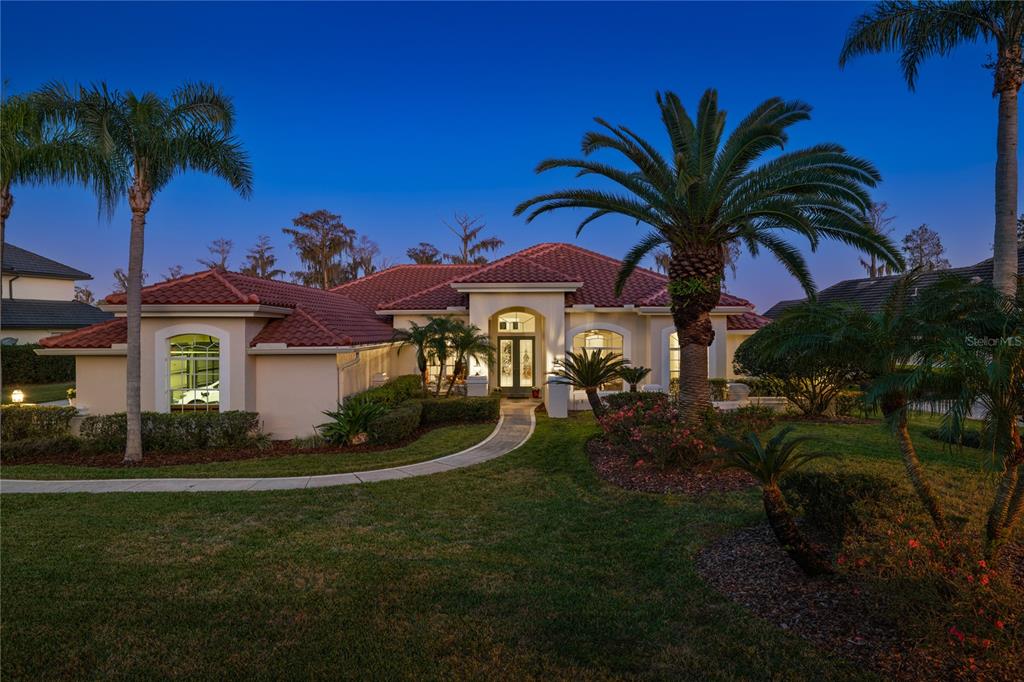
<box><xmin>2</xmin><ymin>1</ymin><xmax>1017</xmax><ymax>311</ymax></box>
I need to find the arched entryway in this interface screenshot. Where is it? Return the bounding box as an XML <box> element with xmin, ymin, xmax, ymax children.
<box><xmin>491</xmin><ymin>307</ymin><xmax>543</xmax><ymax>397</ymax></box>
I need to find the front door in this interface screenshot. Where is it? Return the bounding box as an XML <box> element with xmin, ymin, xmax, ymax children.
<box><xmin>497</xmin><ymin>336</ymin><xmax>535</xmax><ymax>396</ymax></box>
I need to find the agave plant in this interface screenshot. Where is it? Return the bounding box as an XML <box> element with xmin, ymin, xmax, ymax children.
<box><xmin>551</xmin><ymin>349</ymin><xmax>627</xmax><ymax>416</ymax></box>
<box><xmin>617</xmin><ymin>365</ymin><xmax>651</xmax><ymax>392</ymax></box>
<box><xmin>718</xmin><ymin>427</ymin><xmax>834</xmax><ymax>576</ymax></box>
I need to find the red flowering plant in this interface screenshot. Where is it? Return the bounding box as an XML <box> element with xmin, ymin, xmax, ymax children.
<box><xmin>597</xmin><ymin>393</ymin><xmax>713</xmax><ymax>468</ymax></box>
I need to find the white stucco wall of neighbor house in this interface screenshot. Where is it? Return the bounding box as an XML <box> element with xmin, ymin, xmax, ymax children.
<box><xmin>1</xmin><ymin>275</ymin><xmax>76</xmax><ymax>301</ymax></box>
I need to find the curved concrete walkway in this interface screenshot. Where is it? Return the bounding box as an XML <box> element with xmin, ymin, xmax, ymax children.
<box><xmin>0</xmin><ymin>401</ymin><xmax>537</xmax><ymax>494</ymax></box>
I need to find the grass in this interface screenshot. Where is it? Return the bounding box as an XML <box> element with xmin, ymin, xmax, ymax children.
<box><xmin>1</xmin><ymin>381</ymin><xmax>73</xmax><ymax>404</ymax></box>
<box><xmin>0</xmin><ymin>412</ymin><xmax>1015</xmax><ymax>680</ymax></box>
<box><xmin>0</xmin><ymin>422</ymin><xmax>495</xmax><ymax>480</ymax></box>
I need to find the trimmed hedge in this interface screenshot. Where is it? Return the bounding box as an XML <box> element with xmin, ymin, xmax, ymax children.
<box><xmin>1</xmin><ymin>344</ymin><xmax>75</xmax><ymax>383</ymax></box>
<box><xmin>2</xmin><ymin>435</ymin><xmax>82</xmax><ymax>461</ymax></box>
<box><xmin>416</xmin><ymin>396</ymin><xmax>500</xmax><ymax>426</ymax></box>
<box><xmin>79</xmin><ymin>411</ymin><xmax>261</xmax><ymax>453</ymax></box>
<box><xmin>367</xmin><ymin>400</ymin><xmax>422</xmax><ymax>445</ymax></box>
<box><xmin>357</xmin><ymin>374</ymin><xmax>426</xmax><ymax>409</ymax></box>
<box><xmin>1</xmin><ymin>405</ymin><xmax>77</xmax><ymax>441</ymax></box>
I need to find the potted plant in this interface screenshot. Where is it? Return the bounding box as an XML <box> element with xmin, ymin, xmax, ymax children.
<box><xmin>66</xmin><ymin>386</ymin><xmax>77</xmax><ymax>407</ymax></box>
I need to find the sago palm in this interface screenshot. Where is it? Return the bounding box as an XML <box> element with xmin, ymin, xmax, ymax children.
<box><xmin>718</xmin><ymin>427</ymin><xmax>834</xmax><ymax>576</ymax></box>
<box><xmin>550</xmin><ymin>349</ymin><xmax>627</xmax><ymax>416</ymax></box>
<box><xmin>0</xmin><ymin>88</ymin><xmax>118</xmax><ymax>265</ymax></box>
<box><xmin>771</xmin><ymin>276</ymin><xmax>948</xmax><ymax>533</ymax></box>
<box><xmin>515</xmin><ymin>89</ymin><xmax>902</xmax><ymax>426</ymax></box>
<box><xmin>42</xmin><ymin>82</ymin><xmax>253</xmax><ymax>463</ymax></box>
<box><xmin>840</xmin><ymin>1</ymin><xmax>1024</xmax><ymax>295</ymax></box>
<box><xmin>617</xmin><ymin>365</ymin><xmax>651</xmax><ymax>393</ymax></box>
<box><xmin>446</xmin><ymin>322</ymin><xmax>494</xmax><ymax>397</ymax></box>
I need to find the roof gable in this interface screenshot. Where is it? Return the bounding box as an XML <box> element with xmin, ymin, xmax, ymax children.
<box><xmin>330</xmin><ymin>264</ymin><xmax>480</xmax><ymax>309</ymax></box>
<box><xmin>2</xmin><ymin>243</ymin><xmax>91</xmax><ymax>280</ymax></box>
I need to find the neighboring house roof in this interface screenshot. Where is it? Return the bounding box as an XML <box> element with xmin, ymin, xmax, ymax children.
<box><xmin>378</xmin><ymin>242</ymin><xmax>756</xmax><ymax>311</ymax></box>
<box><xmin>763</xmin><ymin>246</ymin><xmax>1024</xmax><ymax>317</ymax></box>
<box><xmin>1</xmin><ymin>243</ymin><xmax>92</xmax><ymax>280</ymax></box>
<box><xmin>329</xmin><ymin>264</ymin><xmax>480</xmax><ymax>309</ymax></box>
<box><xmin>0</xmin><ymin>299</ymin><xmax>113</xmax><ymax>329</ymax></box>
<box><xmin>726</xmin><ymin>311</ymin><xmax>771</xmax><ymax>331</ymax></box>
<box><xmin>42</xmin><ymin>269</ymin><xmax>396</xmax><ymax>349</ymax></box>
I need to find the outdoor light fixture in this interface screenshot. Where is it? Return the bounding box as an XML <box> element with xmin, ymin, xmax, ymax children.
<box><xmin>11</xmin><ymin>389</ymin><xmax>25</xmax><ymax>404</ymax></box>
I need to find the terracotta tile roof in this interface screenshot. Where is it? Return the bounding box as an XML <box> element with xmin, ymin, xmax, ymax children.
<box><xmin>330</xmin><ymin>264</ymin><xmax>480</xmax><ymax>309</ymax></box>
<box><xmin>45</xmin><ymin>270</ymin><xmax>396</xmax><ymax>349</ymax></box>
<box><xmin>379</xmin><ymin>242</ymin><xmax>754</xmax><ymax>311</ymax></box>
<box><xmin>39</xmin><ymin>318</ymin><xmax>126</xmax><ymax>349</ymax></box>
<box><xmin>726</xmin><ymin>311</ymin><xmax>771</xmax><ymax>331</ymax></box>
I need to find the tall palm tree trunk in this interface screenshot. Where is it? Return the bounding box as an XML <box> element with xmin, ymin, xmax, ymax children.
<box><xmin>668</xmin><ymin>246</ymin><xmax>723</xmax><ymax>425</ymax></box>
<box><xmin>0</xmin><ymin>184</ymin><xmax>12</xmax><ymax>266</ymax></box>
<box><xmin>993</xmin><ymin>55</ymin><xmax>1021</xmax><ymax>297</ymax></box>
<box><xmin>887</xmin><ymin>404</ymin><xmax>946</xmax><ymax>533</ymax></box>
<box><xmin>986</xmin><ymin>422</ymin><xmax>1024</xmax><ymax>558</ymax></box>
<box><xmin>124</xmin><ymin>183</ymin><xmax>151</xmax><ymax>463</ymax></box>
<box><xmin>762</xmin><ymin>484</ymin><xmax>833</xmax><ymax>576</ymax></box>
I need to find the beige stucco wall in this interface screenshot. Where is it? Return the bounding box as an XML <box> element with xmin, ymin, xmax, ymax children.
<box><xmin>254</xmin><ymin>354</ymin><xmax>338</xmax><ymax>439</ymax></box>
<box><xmin>2</xmin><ymin>275</ymin><xmax>76</xmax><ymax>301</ymax></box>
<box><xmin>1</xmin><ymin>328</ymin><xmax>76</xmax><ymax>344</ymax></box>
<box><xmin>75</xmin><ymin>355</ymin><xmax>128</xmax><ymax>415</ymax></box>
<box><xmin>726</xmin><ymin>331</ymin><xmax>755</xmax><ymax>380</ymax></box>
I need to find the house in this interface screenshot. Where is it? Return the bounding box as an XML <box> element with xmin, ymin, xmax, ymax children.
<box><xmin>764</xmin><ymin>245</ymin><xmax>1024</xmax><ymax>318</ymax></box>
<box><xmin>37</xmin><ymin>242</ymin><xmax>770</xmax><ymax>438</ymax></box>
<box><xmin>1</xmin><ymin>243</ymin><xmax>113</xmax><ymax>344</ymax></box>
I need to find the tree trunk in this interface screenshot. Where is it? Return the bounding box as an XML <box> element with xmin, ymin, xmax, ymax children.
<box><xmin>992</xmin><ymin>57</ymin><xmax>1021</xmax><ymax>297</ymax></box>
<box><xmin>986</xmin><ymin>421</ymin><xmax>1024</xmax><ymax>558</ymax></box>
<box><xmin>886</xmin><ymin>402</ymin><xmax>946</xmax><ymax>534</ymax></box>
<box><xmin>668</xmin><ymin>245</ymin><xmax>724</xmax><ymax>426</ymax></box>
<box><xmin>0</xmin><ymin>184</ymin><xmax>12</xmax><ymax>270</ymax></box>
<box><xmin>124</xmin><ymin>182</ymin><xmax>152</xmax><ymax>463</ymax></box>
<box><xmin>585</xmin><ymin>388</ymin><xmax>604</xmax><ymax>417</ymax></box>
<box><xmin>629</xmin><ymin>383</ymin><xmax>638</xmax><ymax>393</ymax></box>
<box><xmin>762</xmin><ymin>484</ymin><xmax>833</xmax><ymax>577</ymax></box>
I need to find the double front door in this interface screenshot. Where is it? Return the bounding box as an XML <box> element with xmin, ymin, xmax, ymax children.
<box><xmin>498</xmin><ymin>336</ymin><xmax>535</xmax><ymax>395</ymax></box>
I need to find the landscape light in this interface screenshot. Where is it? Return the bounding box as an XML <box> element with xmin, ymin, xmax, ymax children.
<box><xmin>11</xmin><ymin>389</ymin><xmax>25</xmax><ymax>404</ymax></box>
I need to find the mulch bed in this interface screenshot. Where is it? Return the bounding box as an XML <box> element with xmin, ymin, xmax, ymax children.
<box><xmin>587</xmin><ymin>437</ymin><xmax>756</xmax><ymax>495</ymax></box>
<box><xmin>3</xmin><ymin>421</ymin><xmax>496</xmax><ymax>468</ymax></box>
<box><xmin>696</xmin><ymin>524</ymin><xmax>1023</xmax><ymax>681</ymax></box>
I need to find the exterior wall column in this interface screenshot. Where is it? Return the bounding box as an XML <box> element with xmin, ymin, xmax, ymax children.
<box><xmin>709</xmin><ymin>315</ymin><xmax>729</xmax><ymax>379</ymax></box>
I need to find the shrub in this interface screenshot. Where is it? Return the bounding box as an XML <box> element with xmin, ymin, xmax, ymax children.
<box><xmin>357</xmin><ymin>374</ymin><xmax>426</xmax><ymax>409</ymax></box>
<box><xmin>733</xmin><ymin>321</ymin><xmax>864</xmax><ymax>416</ymax></box>
<box><xmin>367</xmin><ymin>400</ymin><xmax>423</xmax><ymax>445</ymax></box>
<box><xmin>708</xmin><ymin>378</ymin><xmax>729</xmax><ymax>401</ymax></box>
<box><xmin>0</xmin><ymin>435</ymin><xmax>82</xmax><ymax>461</ymax></box>
<box><xmin>598</xmin><ymin>392</ymin><xmax>712</xmax><ymax>468</ymax></box>
<box><xmin>925</xmin><ymin>427</ymin><xmax>987</xmax><ymax>450</ymax></box>
<box><xmin>417</xmin><ymin>396</ymin><xmax>500</xmax><ymax>426</ymax></box>
<box><xmin>78</xmin><ymin>411</ymin><xmax>260</xmax><ymax>453</ymax></box>
<box><xmin>318</xmin><ymin>393</ymin><xmax>389</xmax><ymax>445</ymax></box>
<box><xmin>0</xmin><ymin>344</ymin><xmax>75</xmax><ymax>384</ymax></box>
<box><xmin>604</xmin><ymin>391</ymin><xmax>669</xmax><ymax>412</ymax></box>
<box><xmin>0</xmin><ymin>405</ymin><xmax>77</xmax><ymax>441</ymax></box>
<box><xmin>290</xmin><ymin>433</ymin><xmax>328</xmax><ymax>450</ymax></box>
<box><xmin>782</xmin><ymin>470</ymin><xmax>908</xmax><ymax>544</ymax></box>
<box><xmin>832</xmin><ymin>389</ymin><xmax>877</xmax><ymax>418</ymax></box>
<box><xmin>732</xmin><ymin>376</ymin><xmax>780</xmax><ymax>397</ymax></box>
<box><xmin>711</xmin><ymin>405</ymin><xmax>777</xmax><ymax>439</ymax></box>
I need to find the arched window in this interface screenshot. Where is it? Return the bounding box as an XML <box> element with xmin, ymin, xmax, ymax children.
<box><xmin>168</xmin><ymin>334</ymin><xmax>220</xmax><ymax>411</ymax></box>
<box><xmin>572</xmin><ymin>329</ymin><xmax>624</xmax><ymax>391</ymax></box>
<box><xmin>668</xmin><ymin>332</ymin><xmax>709</xmax><ymax>393</ymax></box>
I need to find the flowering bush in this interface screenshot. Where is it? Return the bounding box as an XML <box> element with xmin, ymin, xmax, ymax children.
<box><xmin>597</xmin><ymin>393</ymin><xmax>713</xmax><ymax>468</ymax></box>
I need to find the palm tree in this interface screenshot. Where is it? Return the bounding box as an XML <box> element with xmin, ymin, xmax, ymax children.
<box><xmin>446</xmin><ymin>322</ymin><xmax>494</xmax><ymax>397</ymax></box>
<box><xmin>1</xmin><ymin>88</ymin><xmax>117</xmax><ymax>265</ymax></box>
<box><xmin>772</xmin><ymin>277</ymin><xmax>948</xmax><ymax>533</ymax></box>
<box><xmin>515</xmin><ymin>89</ymin><xmax>902</xmax><ymax>426</ymax></box>
<box><xmin>424</xmin><ymin>316</ymin><xmax>460</xmax><ymax>397</ymax></box>
<box><xmin>903</xmin><ymin>276</ymin><xmax>1024</xmax><ymax>558</ymax></box>
<box><xmin>717</xmin><ymin>427</ymin><xmax>834</xmax><ymax>576</ymax></box>
<box><xmin>394</xmin><ymin>321</ymin><xmax>434</xmax><ymax>388</ymax></box>
<box><xmin>44</xmin><ymin>82</ymin><xmax>253</xmax><ymax>463</ymax></box>
<box><xmin>617</xmin><ymin>365</ymin><xmax>651</xmax><ymax>392</ymax></box>
<box><xmin>550</xmin><ymin>349</ymin><xmax>627</xmax><ymax>416</ymax></box>
<box><xmin>840</xmin><ymin>1</ymin><xmax>1024</xmax><ymax>296</ymax></box>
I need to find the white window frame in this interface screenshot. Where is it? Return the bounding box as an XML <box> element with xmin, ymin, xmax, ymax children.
<box><xmin>154</xmin><ymin>323</ymin><xmax>232</xmax><ymax>412</ymax></box>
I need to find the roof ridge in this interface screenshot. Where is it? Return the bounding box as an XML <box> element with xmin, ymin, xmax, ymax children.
<box><xmin>458</xmin><ymin>251</ymin><xmax>576</xmax><ymax>283</ymax></box>
<box><xmin>104</xmin><ymin>269</ymin><xmax>220</xmax><ymax>303</ymax></box>
<box><xmin>210</xmin><ymin>269</ymin><xmax>259</xmax><ymax>304</ymax></box>
<box><xmin>552</xmin><ymin>242</ymin><xmax>667</xmax><ymax>281</ymax></box>
<box><xmin>292</xmin><ymin>306</ymin><xmax>350</xmax><ymax>346</ymax></box>
<box><xmin>329</xmin><ymin>263</ymin><xmax>480</xmax><ymax>293</ymax></box>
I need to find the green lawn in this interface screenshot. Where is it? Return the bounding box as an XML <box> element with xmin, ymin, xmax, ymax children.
<box><xmin>0</xmin><ymin>413</ymin><xmax>1010</xmax><ymax>680</ymax></box>
<box><xmin>0</xmin><ymin>422</ymin><xmax>495</xmax><ymax>480</ymax></box>
<box><xmin>1</xmin><ymin>382</ymin><xmax>73</xmax><ymax>404</ymax></box>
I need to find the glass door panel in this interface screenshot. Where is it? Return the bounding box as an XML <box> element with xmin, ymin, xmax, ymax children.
<box><xmin>518</xmin><ymin>338</ymin><xmax>534</xmax><ymax>388</ymax></box>
<box><xmin>499</xmin><ymin>339</ymin><xmax>515</xmax><ymax>388</ymax></box>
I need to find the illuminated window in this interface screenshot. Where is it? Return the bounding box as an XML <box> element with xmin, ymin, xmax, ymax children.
<box><xmin>168</xmin><ymin>334</ymin><xmax>220</xmax><ymax>411</ymax></box>
<box><xmin>572</xmin><ymin>329</ymin><xmax>624</xmax><ymax>391</ymax></box>
<box><xmin>668</xmin><ymin>332</ymin><xmax>709</xmax><ymax>393</ymax></box>
<box><xmin>497</xmin><ymin>311</ymin><xmax>535</xmax><ymax>333</ymax></box>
